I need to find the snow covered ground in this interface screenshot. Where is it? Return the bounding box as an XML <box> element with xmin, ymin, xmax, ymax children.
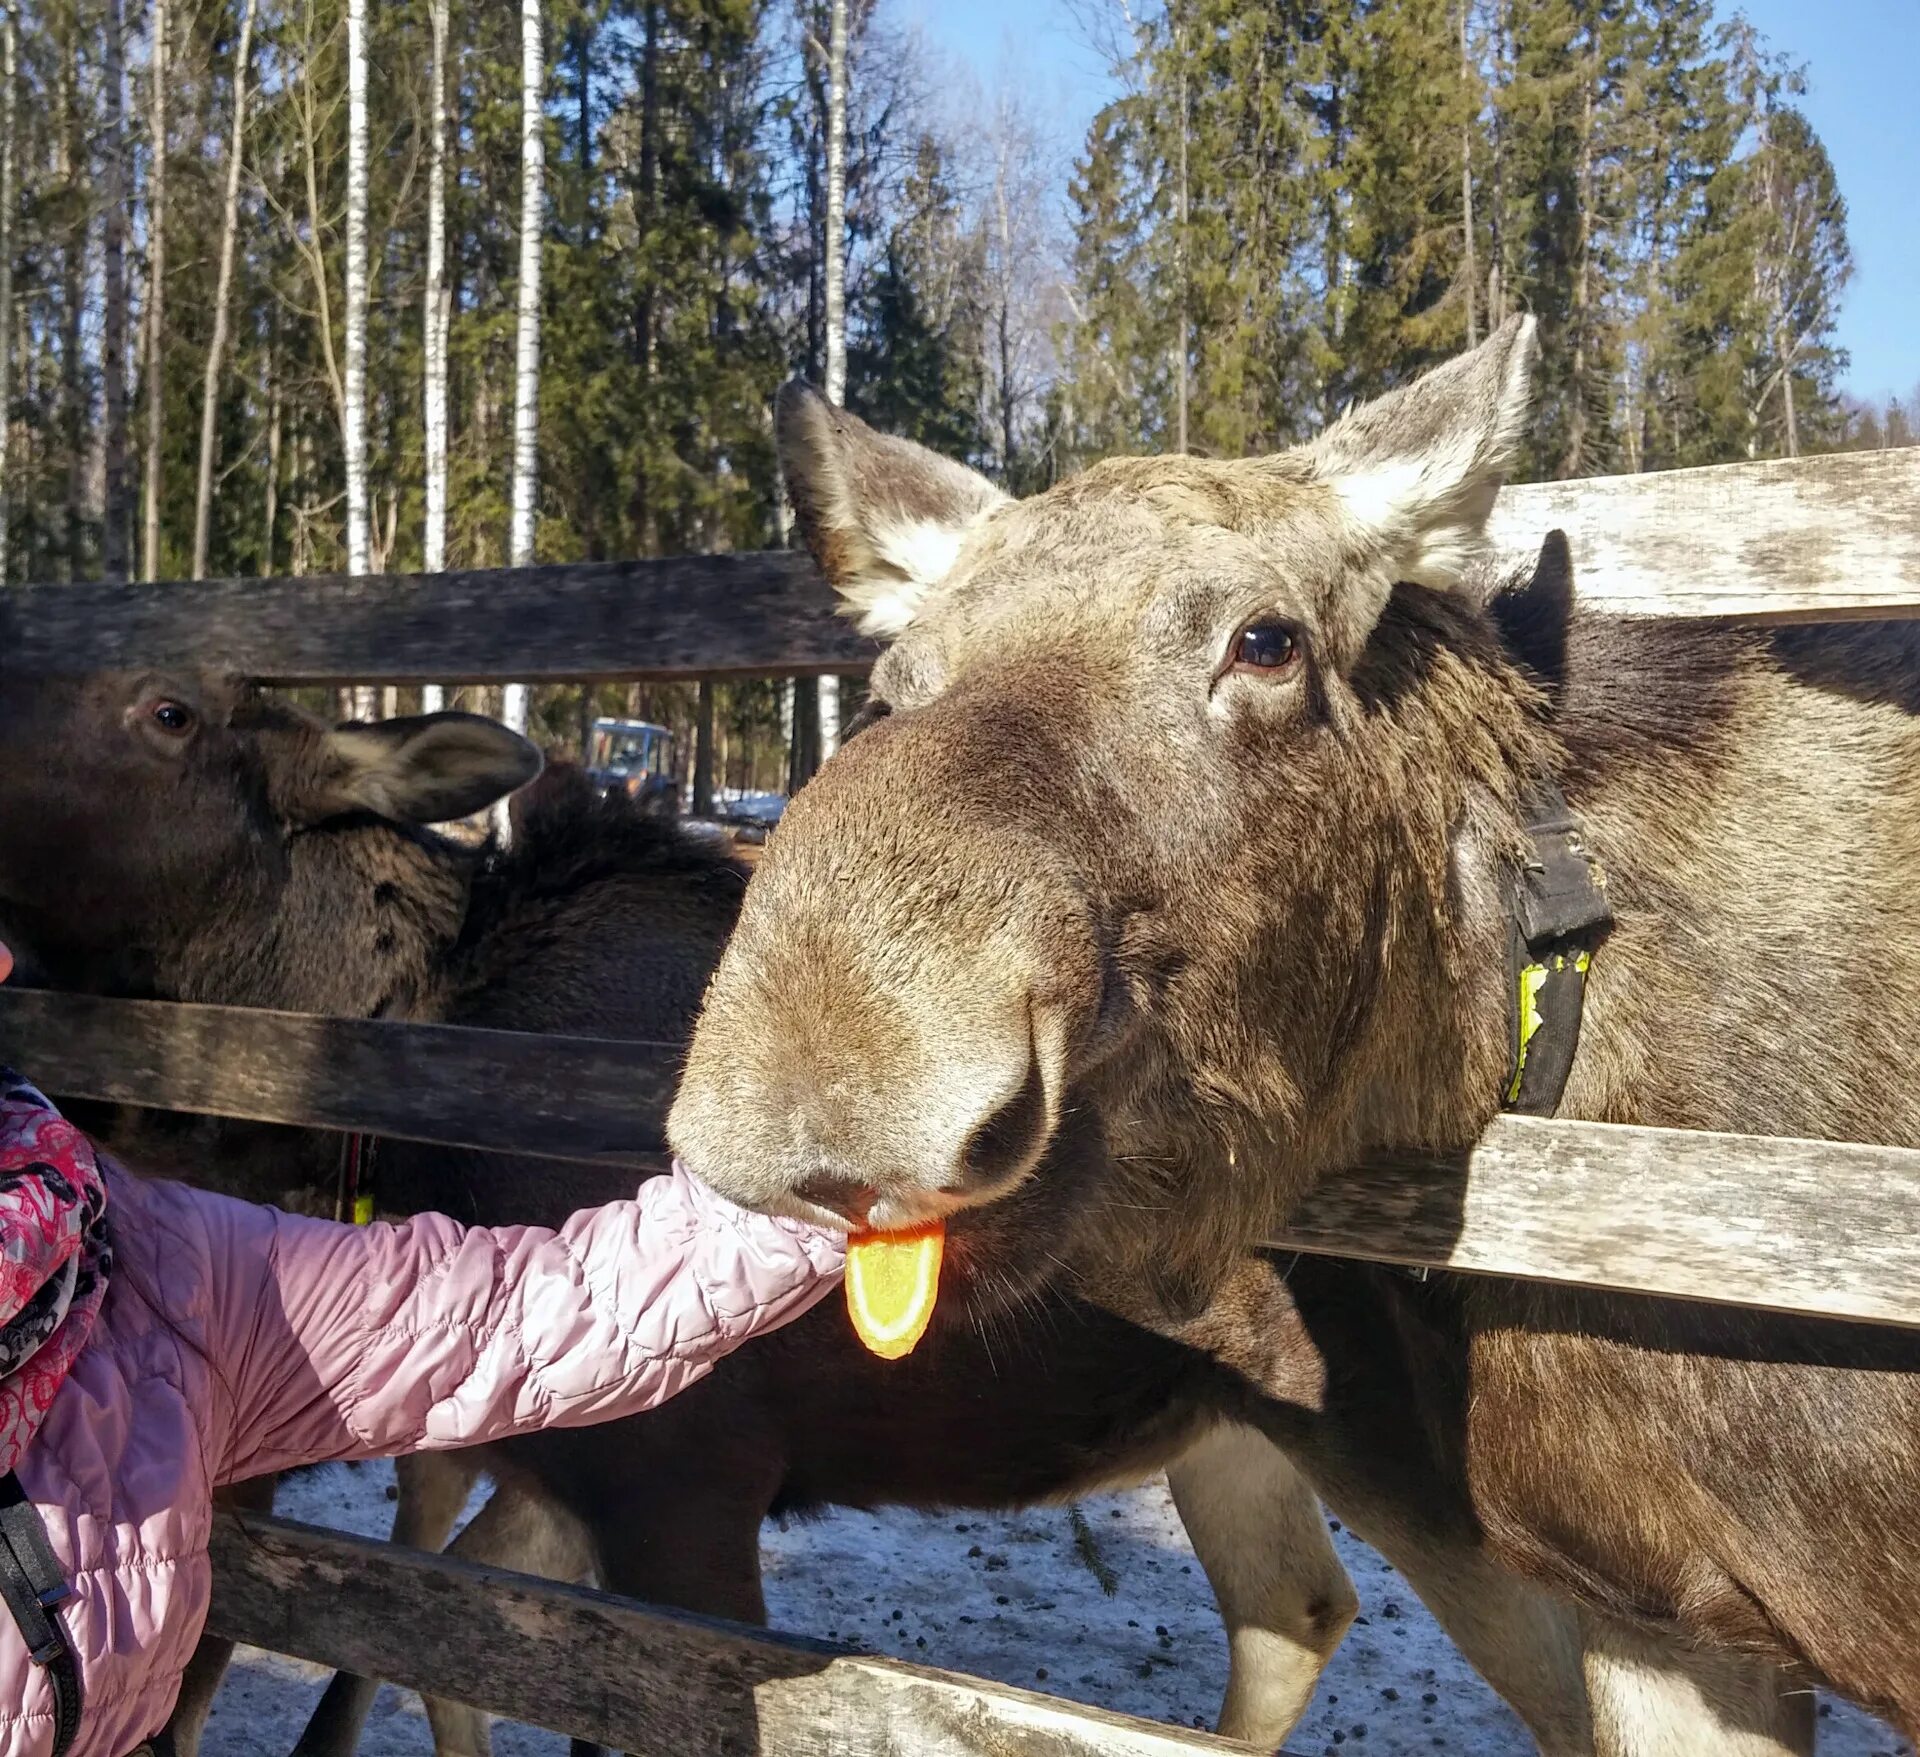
<box><xmin>201</xmin><ymin>1461</ymin><xmax>1910</xmax><ymax>1757</ymax></box>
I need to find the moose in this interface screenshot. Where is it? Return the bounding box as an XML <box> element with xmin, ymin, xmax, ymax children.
<box><xmin>0</xmin><ymin>689</ymin><xmax>1363</xmax><ymax>1755</ymax></box>
<box><xmin>669</xmin><ymin>316</ymin><xmax>1920</xmax><ymax>1754</ymax></box>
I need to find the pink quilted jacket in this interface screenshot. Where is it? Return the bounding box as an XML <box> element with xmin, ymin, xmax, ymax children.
<box><xmin>0</xmin><ymin>1160</ymin><xmax>844</xmax><ymax>1757</ymax></box>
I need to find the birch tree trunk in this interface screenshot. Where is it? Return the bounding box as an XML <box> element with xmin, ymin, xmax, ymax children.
<box><xmin>420</xmin><ymin>0</ymin><xmax>453</xmax><ymax>715</ymax></box>
<box><xmin>1778</xmin><ymin>330</ymin><xmax>1799</xmax><ymax>459</ymax></box>
<box><xmin>263</xmin><ymin>328</ymin><xmax>281</xmax><ymax>570</ymax></box>
<box><xmin>141</xmin><ymin>0</ymin><xmax>166</xmax><ymax>579</ymax></box>
<box><xmin>1459</xmin><ymin>0</ymin><xmax>1477</xmax><ymax>349</ymax></box>
<box><xmin>812</xmin><ymin>0</ymin><xmax>848</xmax><ymax>766</ymax></box>
<box><xmin>0</xmin><ymin>1</ymin><xmax>15</xmax><ymax>584</ymax></box>
<box><xmin>191</xmin><ymin>0</ymin><xmax>258</xmax><ymax>581</ymax></box>
<box><xmin>101</xmin><ymin>0</ymin><xmax>131</xmax><ymax>577</ymax></box>
<box><xmin>57</xmin><ymin>46</ymin><xmax>83</xmax><ymax>578</ymax></box>
<box><xmin>343</xmin><ymin>0</ymin><xmax>373</xmax><ymax>715</ymax></box>
<box><xmin>822</xmin><ymin>0</ymin><xmax>846</xmax><ymax>411</ymax></box>
<box><xmin>1566</xmin><ymin>20</ymin><xmax>1596</xmax><ymax>478</ymax></box>
<box><xmin>1486</xmin><ymin>0</ymin><xmax>1509</xmax><ymax>327</ymax></box>
<box><xmin>1174</xmin><ymin>48</ymin><xmax>1189</xmax><ymax>454</ymax></box>
<box><xmin>499</xmin><ymin>0</ymin><xmax>544</xmax><ymax>807</ymax></box>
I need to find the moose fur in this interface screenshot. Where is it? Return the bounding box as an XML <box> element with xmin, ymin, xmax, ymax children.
<box><xmin>671</xmin><ymin>316</ymin><xmax>1920</xmax><ymax>1752</ymax></box>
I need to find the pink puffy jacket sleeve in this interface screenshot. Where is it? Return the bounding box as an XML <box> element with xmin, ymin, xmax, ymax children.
<box><xmin>167</xmin><ymin>1163</ymin><xmax>845</xmax><ymax>1484</ymax></box>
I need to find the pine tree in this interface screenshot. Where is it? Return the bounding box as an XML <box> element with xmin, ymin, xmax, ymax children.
<box><xmin>1664</xmin><ymin>24</ymin><xmax>1852</xmax><ymax>464</ymax></box>
<box><xmin>1611</xmin><ymin>0</ymin><xmax>1730</xmax><ymax>470</ymax></box>
<box><xmin>1060</xmin><ymin>95</ymin><xmax>1171</xmax><ymax>465</ymax></box>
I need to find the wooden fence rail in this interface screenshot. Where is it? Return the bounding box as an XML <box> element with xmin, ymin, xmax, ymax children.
<box><xmin>206</xmin><ymin>1512</ymin><xmax>1261</xmax><ymax>1757</ymax></box>
<box><xmin>0</xmin><ymin>448</ymin><xmax>1915</xmax><ymax>686</ymax></box>
<box><xmin>11</xmin><ymin>986</ymin><xmax>1920</xmax><ymax>1330</ymax></box>
<box><xmin>0</xmin><ymin>988</ymin><xmax>681</xmax><ymax>1160</ymax></box>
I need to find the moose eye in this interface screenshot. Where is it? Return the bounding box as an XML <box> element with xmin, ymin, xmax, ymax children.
<box><xmin>149</xmin><ymin>700</ymin><xmax>196</xmax><ymax>735</ymax></box>
<box><xmin>1228</xmin><ymin>619</ymin><xmax>1303</xmax><ymax>677</ymax></box>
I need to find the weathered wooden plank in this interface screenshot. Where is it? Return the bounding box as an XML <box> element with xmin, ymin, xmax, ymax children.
<box><xmin>1493</xmin><ymin>448</ymin><xmax>1920</xmax><ymax>623</ymax></box>
<box><xmin>0</xmin><ymin>452</ymin><xmax>1914</xmax><ymax>684</ymax></box>
<box><xmin>0</xmin><ymin>988</ymin><xmax>678</xmax><ymax>1160</ymax></box>
<box><xmin>0</xmin><ymin>550</ymin><xmax>881</xmax><ymax>683</ymax></box>
<box><xmin>206</xmin><ymin>1512</ymin><xmax>1257</xmax><ymax>1757</ymax></box>
<box><xmin>9</xmin><ymin>989</ymin><xmax>1920</xmax><ymax>1327</ymax></box>
<box><xmin>1275</xmin><ymin>1113</ymin><xmax>1920</xmax><ymax>1330</ymax></box>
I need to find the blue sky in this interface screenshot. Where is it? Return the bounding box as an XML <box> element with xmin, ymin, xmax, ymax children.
<box><xmin>916</xmin><ymin>0</ymin><xmax>1916</xmax><ymax>404</ymax></box>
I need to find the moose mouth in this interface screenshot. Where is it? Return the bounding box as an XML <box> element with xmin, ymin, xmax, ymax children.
<box><xmin>880</xmin><ymin>1102</ymin><xmax>1119</xmax><ymax>1321</ymax></box>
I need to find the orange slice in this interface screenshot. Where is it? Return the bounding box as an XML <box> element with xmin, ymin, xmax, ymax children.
<box><xmin>845</xmin><ymin>1222</ymin><xmax>946</xmax><ymax>1360</ymax></box>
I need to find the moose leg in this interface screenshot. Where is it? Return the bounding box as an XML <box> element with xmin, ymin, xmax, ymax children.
<box><xmin>1327</xmin><ymin>1501</ymin><xmax>1812</xmax><ymax>1757</ymax></box>
<box><xmin>1579</xmin><ymin>1615</ymin><xmax>1814</xmax><ymax>1757</ymax></box>
<box><xmin>1165</xmin><ymin>1421</ymin><xmax>1358</xmax><ymax>1748</ymax></box>
<box><xmin>1315</xmin><ymin>1501</ymin><xmax>1600</xmax><ymax>1757</ymax></box>
<box><xmin>167</xmin><ymin>1473</ymin><xmax>281</xmax><ymax>1757</ymax></box>
<box><xmin>419</xmin><ymin>1480</ymin><xmax>599</xmax><ymax>1757</ymax></box>
<box><xmin>289</xmin><ymin>1450</ymin><xmax>484</xmax><ymax>1757</ymax></box>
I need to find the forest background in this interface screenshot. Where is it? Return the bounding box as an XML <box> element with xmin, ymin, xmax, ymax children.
<box><xmin>0</xmin><ymin>0</ymin><xmax>1910</xmax><ymax>797</ymax></box>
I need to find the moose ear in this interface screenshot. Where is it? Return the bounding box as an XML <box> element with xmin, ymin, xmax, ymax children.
<box><xmin>776</xmin><ymin>382</ymin><xmax>1008</xmax><ymax>636</ymax></box>
<box><xmin>1486</xmin><ymin>530</ymin><xmax>1575</xmax><ymax>703</ymax></box>
<box><xmin>312</xmin><ymin>713</ymin><xmax>544</xmax><ymax>825</ymax></box>
<box><xmin>1307</xmin><ymin>315</ymin><xmax>1538</xmax><ymax>600</ymax></box>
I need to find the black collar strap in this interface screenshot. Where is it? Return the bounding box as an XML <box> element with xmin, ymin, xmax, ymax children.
<box><xmin>0</xmin><ymin>1471</ymin><xmax>80</xmax><ymax>1755</ymax></box>
<box><xmin>1501</xmin><ymin>781</ymin><xmax>1614</xmax><ymax>1117</ymax></box>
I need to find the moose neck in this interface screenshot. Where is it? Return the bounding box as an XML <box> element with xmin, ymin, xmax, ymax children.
<box><xmin>183</xmin><ymin>817</ymin><xmax>474</xmax><ymax>1020</ymax></box>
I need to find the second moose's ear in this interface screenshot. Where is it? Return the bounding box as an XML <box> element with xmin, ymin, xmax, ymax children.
<box><xmin>775</xmin><ymin>383</ymin><xmax>1008</xmax><ymax>637</ymax></box>
<box><xmin>304</xmin><ymin>713</ymin><xmax>543</xmax><ymax>826</ymax></box>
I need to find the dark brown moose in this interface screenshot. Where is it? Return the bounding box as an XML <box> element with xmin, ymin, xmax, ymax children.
<box><xmin>671</xmin><ymin>315</ymin><xmax>1920</xmax><ymax>1756</ymax></box>
<box><xmin>0</xmin><ymin>686</ymin><xmax>1361</xmax><ymax>1756</ymax></box>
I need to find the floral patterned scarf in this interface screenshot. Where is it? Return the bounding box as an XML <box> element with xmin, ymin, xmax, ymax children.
<box><xmin>0</xmin><ymin>1071</ymin><xmax>111</xmax><ymax>1478</ymax></box>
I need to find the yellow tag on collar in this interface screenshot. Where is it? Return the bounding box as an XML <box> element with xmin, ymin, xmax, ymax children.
<box><xmin>1506</xmin><ymin>950</ymin><xmax>1590</xmax><ymax>1106</ymax></box>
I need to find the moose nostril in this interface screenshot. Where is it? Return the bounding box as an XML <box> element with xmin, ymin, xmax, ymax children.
<box><xmin>792</xmin><ymin>1174</ymin><xmax>879</xmax><ymax>1228</ymax></box>
<box><xmin>956</xmin><ymin>1051</ymin><xmax>1050</xmax><ymax>1194</ymax></box>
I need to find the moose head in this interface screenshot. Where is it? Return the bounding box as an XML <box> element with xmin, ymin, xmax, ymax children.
<box><xmin>670</xmin><ymin>319</ymin><xmax>1558</xmax><ymax>1313</ymax></box>
<box><xmin>0</xmin><ymin>674</ymin><xmax>540</xmax><ymax>1014</ymax></box>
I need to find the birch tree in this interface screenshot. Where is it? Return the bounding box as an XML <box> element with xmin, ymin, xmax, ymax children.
<box><xmin>1460</xmin><ymin>0</ymin><xmax>1477</xmax><ymax>349</ymax></box>
<box><xmin>501</xmin><ymin>0</ymin><xmax>545</xmax><ymax>767</ymax></box>
<box><xmin>344</xmin><ymin>0</ymin><xmax>372</xmax><ymax>714</ymax></box>
<box><xmin>823</xmin><ymin>0</ymin><xmax>846</xmax><ymax>411</ymax></box>
<box><xmin>101</xmin><ymin>0</ymin><xmax>130</xmax><ymax>577</ymax></box>
<box><xmin>141</xmin><ymin>0</ymin><xmax>166</xmax><ymax>579</ymax></box>
<box><xmin>811</xmin><ymin>0</ymin><xmax>848</xmax><ymax>765</ymax></box>
<box><xmin>55</xmin><ymin>30</ymin><xmax>83</xmax><ymax>576</ymax></box>
<box><xmin>191</xmin><ymin>0</ymin><xmax>259</xmax><ymax>581</ymax></box>
<box><xmin>420</xmin><ymin>0</ymin><xmax>452</xmax><ymax>714</ymax></box>
<box><xmin>0</xmin><ymin>0</ymin><xmax>15</xmax><ymax>584</ymax></box>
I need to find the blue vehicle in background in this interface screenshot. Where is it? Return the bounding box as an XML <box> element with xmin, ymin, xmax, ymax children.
<box><xmin>585</xmin><ymin>717</ymin><xmax>680</xmax><ymax>817</ymax></box>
